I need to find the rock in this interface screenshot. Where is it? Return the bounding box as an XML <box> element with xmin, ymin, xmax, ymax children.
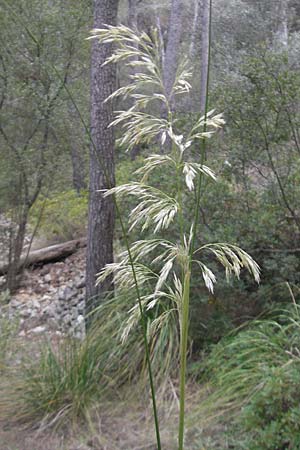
<box><xmin>76</xmin><ymin>315</ymin><xmax>84</xmax><ymax>325</ymax></box>
<box><xmin>58</xmin><ymin>288</ymin><xmax>65</xmax><ymax>301</ymax></box>
<box><xmin>42</xmin><ymin>304</ymin><xmax>56</xmax><ymax>318</ymax></box>
<box><xmin>10</xmin><ymin>299</ymin><xmax>20</xmax><ymax>308</ymax></box>
<box><xmin>75</xmin><ymin>277</ymin><xmax>85</xmax><ymax>289</ymax></box>
<box><xmin>47</xmin><ymin>318</ymin><xmax>59</xmax><ymax>329</ymax></box>
<box><xmin>70</xmin><ymin>298</ymin><xmax>79</xmax><ymax>307</ymax></box>
<box><xmin>77</xmin><ymin>301</ymin><xmax>85</xmax><ymax>313</ymax></box>
<box><xmin>62</xmin><ymin>314</ymin><xmax>72</xmax><ymax>325</ymax></box>
<box><xmin>20</xmin><ymin>309</ymin><xmax>32</xmax><ymax>318</ymax></box>
<box><xmin>62</xmin><ymin>286</ymin><xmax>74</xmax><ymax>301</ymax></box>
<box><xmin>30</xmin><ymin>325</ymin><xmax>47</xmax><ymax>334</ymax></box>
<box><xmin>31</xmin><ymin>299</ymin><xmax>41</xmax><ymax>309</ymax></box>
<box><xmin>40</xmin><ymin>266</ymin><xmax>50</xmax><ymax>276</ymax></box>
<box><xmin>44</xmin><ymin>273</ymin><xmax>52</xmax><ymax>283</ymax></box>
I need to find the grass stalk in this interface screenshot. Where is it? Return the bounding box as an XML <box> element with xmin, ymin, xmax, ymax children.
<box><xmin>178</xmin><ymin>1</ymin><xmax>213</xmax><ymax>448</ymax></box>
<box><xmin>178</xmin><ymin>0</ymin><xmax>212</xmax><ymax>450</ymax></box>
<box><xmin>178</xmin><ymin>270</ymin><xmax>191</xmax><ymax>450</ymax></box>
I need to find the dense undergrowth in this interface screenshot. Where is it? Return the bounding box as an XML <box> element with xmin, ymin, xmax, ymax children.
<box><xmin>2</xmin><ymin>294</ymin><xmax>300</xmax><ymax>449</ymax></box>
<box><xmin>198</xmin><ymin>291</ymin><xmax>300</xmax><ymax>448</ymax></box>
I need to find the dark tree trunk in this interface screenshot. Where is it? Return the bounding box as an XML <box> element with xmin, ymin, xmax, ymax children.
<box><xmin>128</xmin><ymin>0</ymin><xmax>142</xmax><ymax>160</ymax></box>
<box><xmin>85</xmin><ymin>0</ymin><xmax>118</xmax><ymax>328</ymax></box>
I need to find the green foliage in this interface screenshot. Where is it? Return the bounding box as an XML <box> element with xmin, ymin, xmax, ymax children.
<box><xmin>201</xmin><ymin>299</ymin><xmax>300</xmax><ymax>449</ymax></box>
<box><xmin>195</xmin><ymin>48</ymin><xmax>300</xmax><ymax>320</ymax></box>
<box><xmin>30</xmin><ymin>190</ymin><xmax>88</xmax><ymax>241</ymax></box>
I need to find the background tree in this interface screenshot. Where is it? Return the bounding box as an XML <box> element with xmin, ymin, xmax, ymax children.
<box><xmin>0</xmin><ymin>0</ymin><xmax>90</xmax><ymax>292</ymax></box>
<box><xmin>85</xmin><ymin>0</ymin><xmax>119</xmax><ymax>325</ymax></box>
<box><xmin>200</xmin><ymin>0</ymin><xmax>211</xmax><ymax>113</ymax></box>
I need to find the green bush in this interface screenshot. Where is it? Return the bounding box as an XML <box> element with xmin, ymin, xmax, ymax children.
<box><xmin>201</xmin><ymin>299</ymin><xmax>300</xmax><ymax>449</ymax></box>
<box><xmin>30</xmin><ymin>190</ymin><xmax>88</xmax><ymax>241</ymax></box>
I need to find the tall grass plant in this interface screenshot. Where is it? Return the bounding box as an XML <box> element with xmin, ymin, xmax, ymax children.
<box><xmin>89</xmin><ymin>24</ymin><xmax>260</xmax><ymax>449</ymax></box>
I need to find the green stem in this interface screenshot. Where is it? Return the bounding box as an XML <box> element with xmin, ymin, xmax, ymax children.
<box><xmin>176</xmin><ymin>160</ymin><xmax>185</xmax><ymax>246</ymax></box>
<box><xmin>3</xmin><ymin>3</ymin><xmax>162</xmax><ymax>448</ymax></box>
<box><xmin>190</xmin><ymin>0</ymin><xmax>212</xmax><ymax>256</ymax></box>
<box><xmin>178</xmin><ymin>2</ymin><xmax>212</xmax><ymax>449</ymax></box>
<box><xmin>178</xmin><ymin>270</ymin><xmax>191</xmax><ymax>450</ymax></box>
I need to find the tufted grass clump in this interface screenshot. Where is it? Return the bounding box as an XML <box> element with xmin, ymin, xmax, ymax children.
<box><xmin>89</xmin><ymin>25</ymin><xmax>260</xmax><ymax>449</ymax></box>
<box><xmin>0</xmin><ymin>290</ymin><xmax>180</xmax><ymax>426</ymax></box>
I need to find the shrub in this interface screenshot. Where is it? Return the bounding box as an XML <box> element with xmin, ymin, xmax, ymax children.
<box><xmin>30</xmin><ymin>190</ymin><xmax>88</xmax><ymax>242</ymax></box>
<box><xmin>201</xmin><ymin>298</ymin><xmax>300</xmax><ymax>449</ymax></box>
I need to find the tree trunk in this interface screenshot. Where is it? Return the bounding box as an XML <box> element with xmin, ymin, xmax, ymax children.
<box><xmin>128</xmin><ymin>0</ymin><xmax>138</xmax><ymax>30</ymax></box>
<box><xmin>163</xmin><ymin>0</ymin><xmax>184</xmax><ymax>102</ymax></box>
<box><xmin>0</xmin><ymin>239</ymin><xmax>86</xmax><ymax>276</ymax></box>
<box><xmin>6</xmin><ymin>212</ymin><xmax>28</xmax><ymax>293</ymax></box>
<box><xmin>200</xmin><ymin>0</ymin><xmax>210</xmax><ymax>113</ymax></box>
<box><xmin>156</xmin><ymin>15</ymin><xmax>165</xmax><ymax>69</ymax></box>
<box><xmin>273</xmin><ymin>0</ymin><xmax>288</xmax><ymax>50</ymax></box>
<box><xmin>160</xmin><ymin>0</ymin><xmax>183</xmax><ymax>151</ymax></box>
<box><xmin>85</xmin><ymin>0</ymin><xmax>118</xmax><ymax>328</ymax></box>
<box><xmin>189</xmin><ymin>0</ymin><xmax>200</xmax><ymax>60</ymax></box>
<box><xmin>128</xmin><ymin>0</ymin><xmax>142</xmax><ymax>160</ymax></box>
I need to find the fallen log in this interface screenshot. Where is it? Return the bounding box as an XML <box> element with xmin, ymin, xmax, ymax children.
<box><xmin>0</xmin><ymin>238</ymin><xmax>86</xmax><ymax>276</ymax></box>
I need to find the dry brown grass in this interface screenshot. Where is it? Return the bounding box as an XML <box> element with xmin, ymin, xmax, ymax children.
<box><xmin>0</xmin><ymin>382</ymin><xmax>211</xmax><ymax>450</ymax></box>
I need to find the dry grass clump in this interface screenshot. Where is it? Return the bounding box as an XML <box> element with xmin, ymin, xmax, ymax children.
<box><xmin>0</xmin><ymin>290</ymin><xmax>180</xmax><ymax>427</ymax></box>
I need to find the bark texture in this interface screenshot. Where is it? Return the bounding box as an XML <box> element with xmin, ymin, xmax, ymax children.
<box><xmin>200</xmin><ymin>0</ymin><xmax>210</xmax><ymax>113</ymax></box>
<box><xmin>163</xmin><ymin>0</ymin><xmax>184</xmax><ymax>101</ymax></box>
<box><xmin>128</xmin><ymin>0</ymin><xmax>142</xmax><ymax>160</ymax></box>
<box><xmin>273</xmin><ymin>0</ymin><xmax>288</xmax><ymax>50</ymax></box>
<box><xmin>189</xmin><ymin>0</ymin><xmax>200</xmax><ymax>60</ymax></box>
<box><xmin>128</xmin><ymin>0</ymin><xmax>138</xmax><ymax>30</ymax></box>
<box><xmin>85</xmin><ymin>0</ymin><xmax>118</xmax><ymax>325</ymax></box>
